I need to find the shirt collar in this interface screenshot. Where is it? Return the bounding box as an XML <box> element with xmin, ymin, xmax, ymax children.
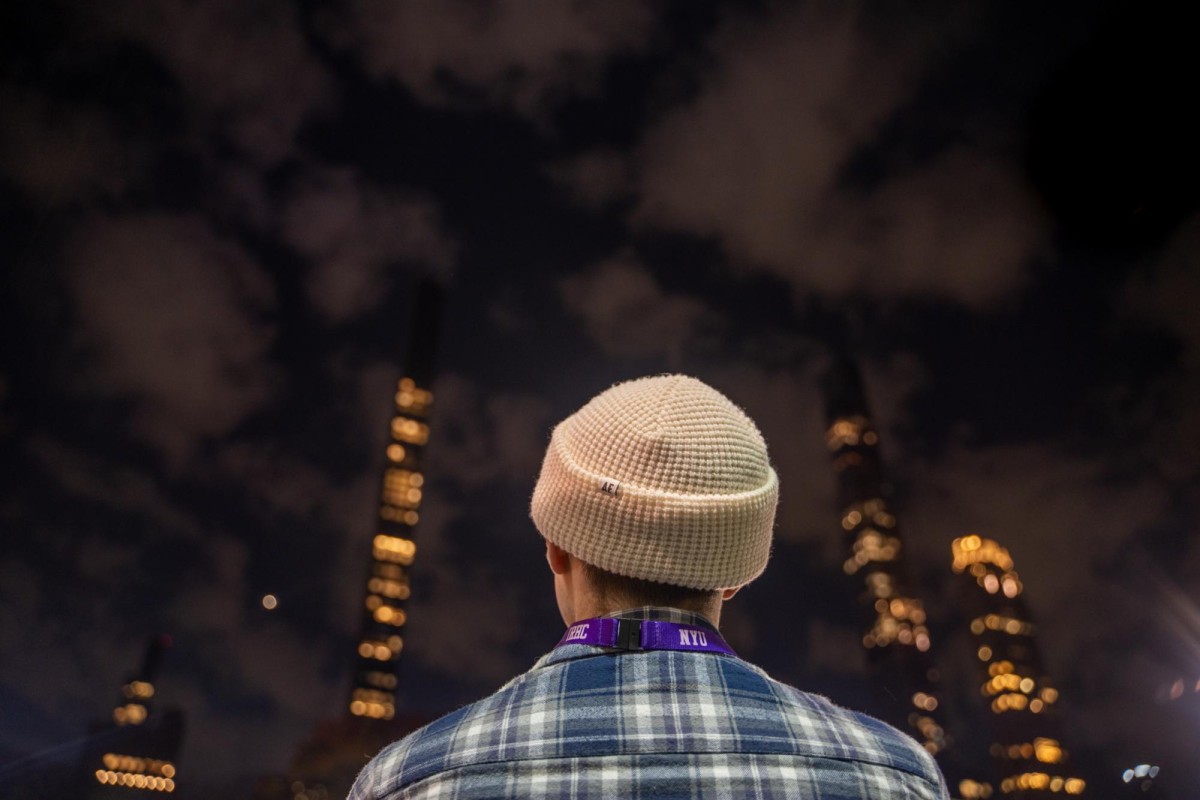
<box><xmin>601</xmin><ymin>605</ymin><xmax>720</xmax><ymax>633</ymax></box>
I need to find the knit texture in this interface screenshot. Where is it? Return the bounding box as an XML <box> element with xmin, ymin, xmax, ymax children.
<box><xmin>530</xmin><ymin>375</ymin><xmax>778</xmax><ymax>589</ymax></box>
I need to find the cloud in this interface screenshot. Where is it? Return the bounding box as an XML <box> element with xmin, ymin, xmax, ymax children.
<box><xmin>424</xmin><ymin>374</ymin><xmax>553</xmax><ymax>491</ymax></box>
<box><xmin>798</xmin><ymin>150</ymin><xmax>1045</xmax><ymax>305</ymax></box>
<box><xmin>559</xmin><ymin>254</ymin><xmax>718</xmax><ymax>365</ymax></box>
<box><xmin>1122</xmin><ymin>214</ymin><xmax>1200</xmax><ymax>486</ymax></box>
<box><xmin>170</xmin><ymin>536</ymin><xmax>251</xmax><ymax>634</ymax></box>
<box><xmin>280</xmin><ymin>166</ymin><xmax>458</xmax><ymax>322</ymax></box>
<box><xmin>329</xmin><ymin>0</ymin><xmax>654</xmax><ymax>115</ymax></box>
<box><xmin>91</xmin><ymin>0</ymin><xmax>333</xmax><ymax>163</ymax></box>
<box><xmin>217</xmin><ymin>443</ymin><xmax>343</xmax><ymax>523</ymax></box>
<box><xmin>547</xmin><ymin>149</ymin><xmax>632</xmax><ymax>210</ymax></box>
<box><xmin>25</xmin><ymin>436</ymin><xmax>202</xmax><ymax>539</ymax></box>
<box><xmin>161</xmin><ymin>638</ymin><xmax>333</xmax><ymax>789</ymax></box>
<box><xmin>855</xmin><ymin>352</ymin><xmax>931</xmax><ymax>462</ymax></box>
<box><xmin>0</xmin><ymin>550</ymin><xmax>164</xmax><ymax>755</ymax></box>
<box><xmin>0</xmin><ymin>87</ymin><xmax>144</xmax><ymax>204</ymax></box>
<box><xmin>612</xmin><ymin>4</ymin><xmax>1046</xmax><ymax>307</ymax></box>
<box><xmin>404</xmin><ymin>557</ymin><xmax>526</xmax><ymax>688</ymax></box>
<box><xmin>636</xmin><ymin>6</ymin><xmax>903</xmax><ymax>222</ymax></box>
<box><xmin>212</xmin><ymin>432</ymin><xmax>388</xmax><ymax>637</ymax></box>
<box><xmin>160</xmin><ymin>534</ymin><xmax>345</xmax><ymax>785</ymax></box>
<box><xmin>67</xmin><ymin>213</ymin><xmax>277</xmax><ymax>462</ymax></box>
<box><xmin>631</xmin><ymin>5</ymin><xmax>906</xmax><ymax>258</ymax></box>
<box><xmin>1125</xmin><ymin>212</ymin><xmax>1200</xmax><ymax>361</ymax></box>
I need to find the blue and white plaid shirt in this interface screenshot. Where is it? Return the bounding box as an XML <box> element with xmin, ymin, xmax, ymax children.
<box><xmin>349</xmin><ymin>607</ymin><xmax>949</xmax><ymax>799</ymax></box>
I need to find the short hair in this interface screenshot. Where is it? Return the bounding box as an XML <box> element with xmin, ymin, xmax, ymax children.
<box><xmin>580</xmin><ymin>560</ymin><xmax>721</xmax><ymax>611</ymax></box>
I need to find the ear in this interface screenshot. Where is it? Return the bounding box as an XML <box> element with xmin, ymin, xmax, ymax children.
<box><xmin>545</xmin><ymin>540</ymin><xmax>572</xmax><ymax>576</ymax></box>
<box><xmin>720</xmin><ymin>586</ymin><xmax>741</xmax><ymax>601</ymax></box>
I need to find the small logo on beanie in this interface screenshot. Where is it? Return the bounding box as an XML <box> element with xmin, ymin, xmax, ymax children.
<box><xmin>599</xmin><ymin>478</ymin><xmax>621</xmax><ymax>496</ymax></box>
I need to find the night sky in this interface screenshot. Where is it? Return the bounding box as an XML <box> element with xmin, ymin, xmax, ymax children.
<box><xmin>2</xmin><ymin>1</ymin><xmax>1198</xmax><ymax>797</ymax></box>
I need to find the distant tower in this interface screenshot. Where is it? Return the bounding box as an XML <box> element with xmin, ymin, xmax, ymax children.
<box><xmin>348</xmin><ymin>279</ymin><xmax>444</xmax><ymax>723</ymax></box>
<box><xmin>821</xmin><ymin>358</ymin><xmax>947</xmax><ymax>757</ymax></box>
<box><xmin>254</xmin><ymin>280</ymin><xmax>446</xmax><ymax>800</ymax></box>
<box><xmin>951</xmin><ymin>535</ymin><xmax>1087</xmax><ymax>798</ymax></box>
<box><xmin>85</xmin><ymin>634</ymin><xmax>185</xmax><ymax>798</ymax></box>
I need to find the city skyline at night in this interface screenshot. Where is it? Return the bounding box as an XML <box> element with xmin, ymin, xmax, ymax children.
<box><xmin>820</xmin><ymin>360</ymin><xmax>1100</xmax><ymax>799</ymax></box>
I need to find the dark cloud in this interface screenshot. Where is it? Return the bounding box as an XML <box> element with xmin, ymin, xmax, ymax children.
<box><xmin>1125</xmin><ymin>212</ymin><xmax>1200</xmax><ymax>367</ymax></box>
<box><xmin>1123</xmin><ymin>215</ymin><xmax>1200</xmax><ymax>482</ymax></box>
<box><xmin>280</xmin><ymin>166</ymin><xmax>458</xmax><ymax>322</ymax></box>
<box><xmin>1119</xmin><ymin>214</ymin><xmax>1200</xmax><ymax>503</ymax></box>
<box><xmin>329</xmin><ymin>0</ymin><xmax>654</xmax><ymax>116</ymax></box>
<box><xmin>404</xmin><ymin>558</ymin><xmax>527</xmax><ymax>688</ymax></box>
<box><xmin>598</xmin><ymin>4</ymin><xmax>1049</xmax><ymax>307</ymax></box>
<box><xmin>547</xmin><ymin>149</ymin><xmax>631</xmax><ymax>210</ymax></box>
<box><xmin>66</xmin><ymin>214</ymin><xmax>278</xmax><ymax>462</ymax></box>
<box><xmin>90</xmin><ymin>0</ymin><xmax>332</xmax><ymax>163</ymax></box>
<box><xmin>162</xmin><ymin>534</ymin><xmax>343</xmax><ymax>782</ymax></box>
<box><xmin>0</xmin><ymin>87</ymin><xmax>144</xmax><ymax>204</ymax></box>
<box><xmin>0</xmin><ymin>553</ymin><xmax>136</xmax><ymax>744</ymax></box>
<box><xmin>424</xmin><ymin>374</ymin><xmax>553</xmax><ymax>490</ymax></box>
<box><xmin>802</xmin><ymin>150</ymin><xmax>1045</xmax><ymax>305</ymax></box>
<box><xmin>25</xmin><ymin>436</ymin><xmax>201</xmax><ymax>539</ymax></box>
<box><xmin>560</xmin><ymin>255</ymin><xmax>718</xmax><ymax>365</ymax></box>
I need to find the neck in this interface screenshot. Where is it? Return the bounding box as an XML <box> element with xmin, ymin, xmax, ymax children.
<box><xmin>548</xmin><ymin>543</ymin><xmax>731</xmax><ymax>629</ymax></box>
<box><xmin>576</xmin><ymin>597</ymin><xmax>723</xmax><ymax>629</ymax></box>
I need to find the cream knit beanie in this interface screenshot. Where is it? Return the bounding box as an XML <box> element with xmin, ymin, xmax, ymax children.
<box><xmin>530</xmin><ymin>375</ymin><xmax>778</xmax><ymax>590</ymax></box>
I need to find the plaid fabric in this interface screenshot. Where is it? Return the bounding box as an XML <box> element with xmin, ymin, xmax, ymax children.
<box><xmin>349</xmin><ymin>608</ymin><xmax>949</xmax><ymax>799</ymax></box>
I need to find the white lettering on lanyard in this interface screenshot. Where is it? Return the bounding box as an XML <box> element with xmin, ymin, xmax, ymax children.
<box><xmin>565</xmin><ymin>623</ymin><xmax>590</xmax><ymax>642</ymax></box>
<box><xmin>678</xmin><ymin>629</ymin><xmax>708</xmax><ymax>647</ymax></box>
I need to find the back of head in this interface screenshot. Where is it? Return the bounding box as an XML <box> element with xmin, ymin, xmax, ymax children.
<box><xmin>530</xmin><ymin>374</ymin><xmax>779</xmax><ymax>590</ymax></box>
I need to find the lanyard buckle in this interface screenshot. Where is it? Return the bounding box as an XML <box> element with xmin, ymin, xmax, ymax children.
<box><xmin>615</xmin><ymin>619</ymin><xmax>643</xmax><ymax>651</ymax></box>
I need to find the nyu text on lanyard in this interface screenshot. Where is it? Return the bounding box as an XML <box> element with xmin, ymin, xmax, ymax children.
<box><xmin>556</xmin><ymin>617</ymin><xmax>737</xmax><ymax>656</ymax></box>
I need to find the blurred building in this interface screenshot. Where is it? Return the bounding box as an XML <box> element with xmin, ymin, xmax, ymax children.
<box><xmin>346</xmin><ymin>279</ymin><xmax>443</xmax><ymax>726</ymax></box>
<box><xmin>950</xmin><ymin>535</ymin><xmax>1087</xmax><ymax>798</ymax></box>
<box><xmin>80</xmin><ymin>634</ymin><xmax>186</xmax><ymax>799</ymax></box>
<box><xmin>820</xmin><ymin>358</ymin><xmax>949</xmax><ymax>758</ymax></box>
<box><xmin>256</xmin><ymin>278</ymin><xmax>445</xmax><ymax>800</ymax></box>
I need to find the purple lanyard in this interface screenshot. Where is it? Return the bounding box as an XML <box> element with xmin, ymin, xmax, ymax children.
<box><xmin>555</xmin><ymin>617</ymin><xmax>737</xmax><ymax>656</ymax></box>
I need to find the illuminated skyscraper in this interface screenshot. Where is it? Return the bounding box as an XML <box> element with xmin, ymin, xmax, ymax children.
<box><xmin>951</xmin><ymin>535</ymin><xmax>1086</xmax><ymax>797</ymax></box>
<box><xmin>348</xmin><ymin>279</ymin><xmax>443</xmax><ymax>723</ymax></box>
<box><xmin>84</xmin><ymin>634</ymin><xmax>185</xmax><ymax>798</ymax></box>
<box><xmin>821</xmin><ymin>358</ymin><xmax>947</xmax><ymax>757</ymax></box>
<box><xmin>253</xmin><ymin>280</ymin><xmax>446</xmax><ymax>800</ymax></box>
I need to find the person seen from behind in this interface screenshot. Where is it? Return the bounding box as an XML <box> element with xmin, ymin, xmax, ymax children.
<box><xmin>349</xmin><ymin>374</ymin><xmax>950</xmax><ymax>799</ymax></box>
